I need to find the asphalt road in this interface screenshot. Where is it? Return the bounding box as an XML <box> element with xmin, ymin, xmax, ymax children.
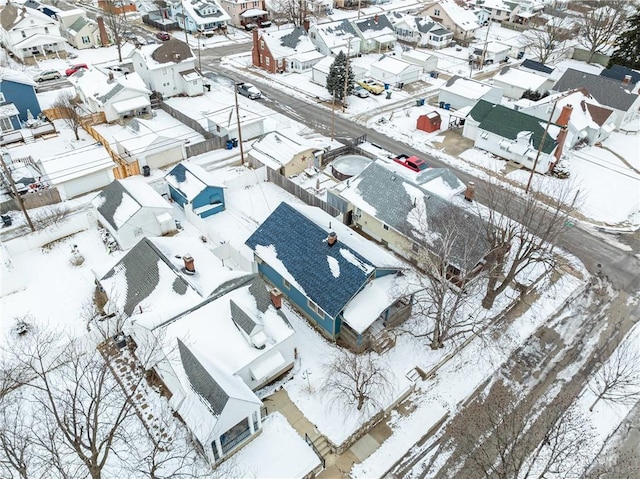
<box><xmin>201</xmin><ymin>53</ymin><xmax>640</xmax><ymax>295</ymax></box>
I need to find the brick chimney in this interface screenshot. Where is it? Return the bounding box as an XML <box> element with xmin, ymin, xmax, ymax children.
<box><xmin>327</xmin><ymin>232</ymin><xmax>337</xmax><ymax>247</ymax></box>
<box><xmin>183</xmin><ymin>254</ymin><xmax>195</xmax><ymax>274</ymax></box>
<box><xmin>108</xmin><ymin>71</ymin><xmax>114</xmax><ymax>82</ymax></box>
<box><xmin>302</xmin><ymin>19</ymin><xmax>310</xmax><ymax>31</ymax></box>
<box><xmin>97</xmin><ymin>16</ymin><xmax>109</xmax><ymax>46</ymax></box>
<box><xmin>622</xmin><ymin>74</ymin><xmax>631</xmax><ymax>85</ymax></box>
<box><xmin>556</xmin><ymin>104</ymin><xmax>572</xmax><ymax>127</ymax></box>
<box><xmin>464</xmin><ymin>181</ymin><xmax>475</xmax><ymax>202</ymax></box>
<box><xmin>374</xmin><ymin>14</ymin><xmax>379</xmax><ymax>24</ymax></box>
<box><xmin>554</xmin><ymin>126</ymin><xmax>568</xmax><ymax>162</ymax></box>
<box><xmin>251</xmin><ymin>28</ymin><xmax>260</xmax><ymax>67</ymax></box>
<box><xmin>270</xmin><ymin>288</ymin><xmax>282</xmax><ymax>309</ymax></box>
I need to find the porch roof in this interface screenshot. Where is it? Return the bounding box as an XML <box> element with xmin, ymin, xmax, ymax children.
<box><xmin>240</xmin><ymin>8</ymin><xmax>267</xmax><ymax>17</ymax></box>
<box><xmin>112</xmin><ymin>95</ymin><xmax>150</xmax><ymax>113</ymax></box>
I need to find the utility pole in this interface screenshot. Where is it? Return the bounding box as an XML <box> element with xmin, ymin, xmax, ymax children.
<box><xmin>342</xmin><ymin>37</ymin><xmax>352</xmax><ymax>112</ymax></box>
<box><xmin>197</xmin><ymin>33</ymin><xmax>201</xmax><ymax>71</ymax></box>
<box><xmin>183</xmin><ymin>4</ymin><xmax>189</xmax><ymax>45</ymax></box>
<box><xmin>331</xmin><ymin>91</ymin><xmax>336</xmax><ymax>141</ymax></box>
<box><xmin>357</xmin><ymin>0</ymin><xmax>361</xmax><ymax>19</ymax></box>
<box><xmin>0</xmin><ymin>150</ymin><xmax>35</xmax><ymax>232</ymax></box>
<box><xmin>234</xmin><ymin>85</ymin><xmax>245</xmax><ymax>165</ymax></box>
<box><xmin>526</xmin><ymin>99</ymin><xmax>558</xmax><ymax>194</ymax></box>
<box><xmin>480</xmin><ymin>20</ymin><xmax>492</xmax><ymax>69</ymax></box>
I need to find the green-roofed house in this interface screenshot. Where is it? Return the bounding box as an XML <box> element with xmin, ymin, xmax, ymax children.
<box><xmin>462</xmin><ymin>100</ymin><xmax>567</xmax><ymax>173</ymax></box>
<box><xmin>56</xmin><ymin>8</ymin><xmax>102</xmax><ymax>49</ymax></box>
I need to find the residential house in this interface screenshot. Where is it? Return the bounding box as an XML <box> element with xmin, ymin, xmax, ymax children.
<box><xmin>422</xmin><ymin>1</ymin><xmax>480</xmax><ymax>44</ymax></box>
<box><xmin>166</xmin><ymin>162</ymin><xmax>226</xmax><ymax>219</ymax></box>
<box><xmin>599</xmin><ymin>65</ymin><xmax>640</xmax><ymax>85</ymax></box>
<box><xmin>245</xmin><ymin>202</ymin><xmax>418</xmax><ymax>351</ymax></box>
<box><xmin>463</xmin><ymin>99</ymin><xmax>565</xmax><ymax>172</ymax></box>
<box><xmin>438</xmin><ymin>75</ymin><xmax>503</xmax><ymax>110</ymax></box>
<box><xmin>353</xmin><ymin>14</ymin><xmax>396</xmax><ymax>54</ymax></box>
<box><xmin>0</xmin><ymin>68</ymin><xmax>41</xmax><ymax>131</ymax></box>
<box><xmin>305</xmin><ymin>0</ymin><xmax>333</xmax><ymax>17</ymax></box>
<box><xmin>552</xmin><ymin>68</ymin><xmax>640</xmax><ymax>128</ymax></box>
<box><xmin>369</xmin><ymin>55</ymin><xmax>422</xmax><ymax>87</ymax></box>
<box><xmin>517</xmin><ymin>88</ymin><xmax>617</xmax><ymax>147</ymax></box>
<box><xmin>0</xmin><ymin>3</ymin><xmax>66</xmax><ymax>63</ymax></box>
<box><xmin>23</xmin><ymin>0</ymin><xmax>61</xmax><ymax>19</ymax></box>
<box><xmin>204</xmin><ymin>103</ymin><xmax>275</xmax><ymax>142</ymax></box>
<box><xmin>97</xmin><ymin>0</ymin><xmax>137</xmax><ymax>14</ymax></box>
<box><xmin>467</xmin><ymin>0</ymin><xmax>512</xmax><ymax>23</ymax></box>
<box><xmin>251</xmin><ymin>26</ymin><xmax>319</xmax><ymax>74</ymax></box>
<box><xmin>401</xmin><ymin>49</ymin><xmax>438</xmax><ymax>73</ymax></box>
<box><xmin>509</xmin><ymin>0</ymin><xmax>543</xmax><ymax>24</ymax></box>
<box><xmin>113</xmin><ymin>115</ymin><xmax>191</xmax><ymax>170</ymax></box>
<box><xmin>470</xmin><ymin>40</ymin><xmax>510</xmax><ymax>65</ymax></box>
<box><xmin>218</xmin><ymin>0</ymin><xmax>268</xmax><ymax>28</ymax></box>
<box><xmin>328</xmin><ymin>161</ymin><xmax>488</xmax><ymax>280</ymax></box>
<box><xmin>131</xmin><ymin>38</ymin><xmax>203</xmax><ymax>98</ymax></box>
<box><xmin>470</xmin><ymin>6</ymin><xmax>491</xmax><ymax>26</ymax></box>
<box><xmin>519</xmin><ymin>59</ymin><xmax>554</xmax><ymax>75</ymax></box>
<box><xmin>71</xmin><ymin>68</ymin><xmax>152</xmax><ymax>123</ymax></box>
<box><xmin>308</xmin><ymin>19</ymin><xmax>360</xmax><ymax>57</ymax></box>
<box><xmin>248</xmin><ymin>129</ymin><xmax>328</xmax><ymax>176</ymax></box>
<box><xmin>491</xmin><ymin>65</ymin><xmax>554</xmax><ymax>99</ymax></box>
<box><xmin>92</xmin><ymin>178</ymin><xmax>175</xmax><ymax>249</ymax></box>
<box><xmin>167</xmin><ymin>0</ymin><xmax>230</xmax><ymax>34</ymax></box>
<box><xmin>390</xmin><ymin>12</ymin><xmax>453</xmax><ymax>49</ymax></box>
<box><xmin>56</xmin><ymin>8</ymin><xmax>102</xmax><ymax>49</ymax></box>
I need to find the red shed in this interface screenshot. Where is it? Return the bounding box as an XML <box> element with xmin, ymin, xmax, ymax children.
<box><xmin>417</xmin><ymin>111</ymin><xmax>442</xmax><ymax>133</ymax></box>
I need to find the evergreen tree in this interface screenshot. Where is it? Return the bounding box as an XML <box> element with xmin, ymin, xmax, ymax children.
<box><xmin>608</xmin><ymin>11</ymin><xmax>640</xmax><ymax>69</ymax></box>
<box><xmin>326</xmin><ymin>51</ymin><xmax>355</xmax><ymax>103</ymax></box>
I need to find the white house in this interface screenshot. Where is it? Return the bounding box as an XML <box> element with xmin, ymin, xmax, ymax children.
<box><xmin>204</xmin><ymin>104</ymin><xmax>276</xmax><ymax>142</ymax></box>
<box><xmin>167</xmin><ymin>0</ymin><xmax>231</xmax><ymax>34</ymax></box>
<box><xmin>470</xmin><ymin>40</ymin><xmax>511</xmax><ymax>65</ymax></box>
<box><xmin>71</xmin><ymin>68</ymin><xmax>151</xmax><ymax>123</ymax></box>
<box><xmin>369</xmin><ymin>55</ymin><xmax>422</xmax><ymax>87</ymax></box>
<box><xmin>308</xmin><ymin>19</ymin><xmax>361</xmax><ymax>57</ymax></box>
<box><xmin>421</xmin><ymin>1</ymin><xmax>480</xmax><ymax>44</ymax></box>
<box><xmin>92</xmin><ymin>178</ymin><xmax>175</xmax><ymax>249</ymax></box>
<box><xmin>56</xmin><ymin>8</ymin><xmax>101</xmax><ymax>49</ymax></box>
<box><xmin>0</xmin><ymin>3</ymin><xmax>66</xmax><ymax>63</ymax></box>
<box><xmin>131</xmin><ymin>38</ymin><xmax>203</xmax><ymax>98</ymax></box>
<box><xmin>492</xmin><ymin>66</ymin><xmax>554</xmax><ymax>99</ymax></box>
<box><xmin>463</xmin><ymin>100</ymin><xmax>565</xmax><ymax>173</ymax></box>
<box><xmin>438</xmin><ymin>75</ymin><xmax>503</xmax><ymax>110</ymax></box>
<box><xmin>401</xmin><ymin>49</ymin><xmax>438</xmax><ymax>73</ymax></box>
<box><xmin>353</xmin><ymin>14</ymin><xmax>396</xmax><ymax>53</ymax></box>
<box><xmin>390</xmin><ymin>12</ymin><xmax>452</xmax><ymax>49</ymax></box>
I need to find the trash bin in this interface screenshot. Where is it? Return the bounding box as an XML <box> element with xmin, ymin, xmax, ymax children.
<box><xmin>416</xmin><ymin>98</ymin><xmax>425</xmax><ymax>106</ymax></box>
<box><xmin>439</xmin><ymin>101</ymin><xmax>445</xmax><ymax>109</ymax></box>
<box><xmin>1</xmin><ymin>215</ymin><xmax>11</xmax><ymax>227</ymax></box>
<box><xmin>444</xmin><ymin>103</ymin><xmax>450</xmax><ymax>110</ymax></box>
<box><xmin>226</xmin><ymin>140</ymin><xmax>234</xmax><ymax>150</ymax></box>
<box><xmin>232</xmin><ymin>138</ymin><xmax>238</xmax><ymax>147</ymax></box>
<box><xmin>142</xmin><ymin>165</ymin><xmax>150</xmax><ymax>177</ymax></box>
<box><xmin>386</xmin><ymin>91</ymin><xmax>392</xmax><ymax>99</ymax></box>
<box><xmin>384</xmin><ymin>83</ymin><xmax>390</xmax><ymax>90</ymax></box>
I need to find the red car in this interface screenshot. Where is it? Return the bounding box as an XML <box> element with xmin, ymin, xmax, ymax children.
<box><xmin>393</xmin><ymin>154</ymin><xmax>429</xmax><ymax>172</ymax></box>
<box><xmin>65</xmin><ymin>63</ymin><xmax>88</xmax><ymax>76</ymax></box>
<box><xmin>156</xmin><ymin>31</ymin><xmax>170</xmax><ymax>41</ymax></box>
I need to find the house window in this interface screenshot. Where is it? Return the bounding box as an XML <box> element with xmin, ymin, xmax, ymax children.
<box><xmin>44</xmin><ymin>27</ymin><xmax>49</xmax><ymax>33</ymax></box>
<box><xmin>260</xmin><ymin>40</ymin><xmax>264</xmax><ymax>49</ymax></box>
<box><xmin>480</xmin><ymin>131</ymin><xmax>489</xmax><ymax>139</ymax></box>
<box><xmin>383</xmin><ymin>224</ymin><xmax>389</xmax><ymax>230</ymax></box>
<box><xmin>265</xmin><ymin>57</ymin><xmax>270</xmax><ymax>66</ymax></box>
<box><xmin>0</xmin><ymin>93</ymin><xmax>5</xmax><ymax>102</ymax></box>
<box><xmin>0</xmin><ymin>117</ymin><xmax>13</xmax><ymax>133</ymax></box>
<box><xmin>434</xmin><ymin>8</ymin><xmax>440</xmax><ymax>16</ymax></box>
<box><xmin>307</xmin><ymin>299</ymin><xmax>324</xmax><ymax>319</ymax></box>
<box><xmin>162</xmin><ymin>68</ymin><xmax>168</xmax><ymax>75</ymax></box>
<box><xmin>256</xmin><ymin>256</ymin><xmax>263</xmax><ymax>264</ymax></box>
<box><xmin>81</xmin><ymin>36</ymin><xmax>90</xmax><ymax>44</ymax></box>
<box><xmin>412</xmin><ymin>242</ymin><xmax>420</xmax><ymax>253</ymax></box>
<box><xmin>21</xmin><ymin>31</ymin><xmax>26</xmax><ymax>38</ymax></box>
<box><xmin>282</xmin><ymin>278</ymin><xmax>290</xmax><ymax>289</ymax></box>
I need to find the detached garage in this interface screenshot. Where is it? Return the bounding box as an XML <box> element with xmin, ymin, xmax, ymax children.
<box><xmin>370</xmin><ymin>55</ymin><xmax>422</xmax><ymax>87</ymax></box>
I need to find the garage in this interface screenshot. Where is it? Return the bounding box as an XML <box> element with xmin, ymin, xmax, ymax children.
<box><xmin>370</xmin><ymin>55</ymin><xmax>422</xmax><ymax>87</ymax></box>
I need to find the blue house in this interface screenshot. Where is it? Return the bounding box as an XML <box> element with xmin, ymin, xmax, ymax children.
<box><xmin>245</xmin><ymin>202</ymin><xmax>418</xmax><ymax>351</ymax></box>
<box><xmin>0</xmin><ymin>69</ymin><xmax>42</xmax><ymax>131</ymax></box>
<box><xmin>165</xmin><ymin>162</ymin><xmax>226</xmax><ymax>219</ymax></box>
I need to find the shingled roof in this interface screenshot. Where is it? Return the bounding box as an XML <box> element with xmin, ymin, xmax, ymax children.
<box><xmin>151</xmin><ymin>38</ymin><xmax>193</xmax><ymax>64</ymax></box>
<box><xmin>245</xmin><ymin>202</ymin><xmax>382</xmax><ymax>319</ymax></box>
<box><xmin>468</xmin><ymin>100</ymin><xmax>558</xmax><ymax>154</ymax></box>
<box><xmin>554</xmin><ymin>68</ymin><xmax>638</xmax><ymax>112</ymax></box>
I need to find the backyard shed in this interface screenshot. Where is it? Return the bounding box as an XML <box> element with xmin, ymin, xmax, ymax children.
<box><xmin>417</xmin><ymin>111</ymin><xmax>442</xmax><ymax>133</ymax></box>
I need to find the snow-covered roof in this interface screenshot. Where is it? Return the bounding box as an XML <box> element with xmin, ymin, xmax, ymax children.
<box><xmin>354</xmin><ymin>14</ymin><xmax>396</xmax><ymax>41</ymax></box>
<box><xmin>441</xmin><ymin>75</ymin><xmax>494</xmax><ymax>100</ymax></box>
<box><xmin>13</xmin><ymin>33</ymin><xmax>65</xmax><ymax>49</ymax></box>
<box><xmin>1</xmin><ymin>3</ymin><xmax>56</xmax><ymax>30</ymax></box>
<box><xmin>494</xmin><ymin>66</ymin><xmax>548</xmax><ymax>90</ymax></box>
<box><xmin>249</xmin><ymin>129</ymin><xmax>324</xmax><ymax>170</ymax></box>
<box><xmin>310</xmin><ymin>19</ymin><xmax>358</xmax><ymax>50</ymax></box>
<box><xmin>0</xmin><ymin>67</ymin><xmax>37</xmax><ymax>87</ymax></box>
<box><xmin>259</xmin><ymin>26</ymin><xmax>316</xmax><ymax>60</ymax></box>
<box><xmin>436</xmin><ymin>0</ymin><xmax>480</xmax><ymax>31</ymax></box>
<box><xmin>37</xmin><ymin>142</ymin><xmax>115</xmax><ymax>184</ymax></box>
<box><xmin>177</xmin><ymin>0</ymin><xmax>231</xmax><ymax>26</ymax></box>
<box><xmin>132</xmin><ymin>39</ymin><xmax>195</xmax><ymax>71</ymax></box>
<box><xmin>72</xmin><ymin>68</ymin><xmax>150</xmax><ymax>106</ymax></box>
<box><xmin>372</xmin><ymin>55</ymin><xmax>419</xmax><ymax>75</ymax></box>
<box><xmin>471</xmin><ymin>40</ymin><xmax>510</xmax><ymax>55</ymax></box>
<box><xmin>55</xmin><ymin>7</ymin><xmax>86</xmax><ymax>18</ymax></box>
<box><xmin>290</xmin><ymin>49</ymin><xmax>325</xmax><ymax>63</ymax></box>
<box><xmin>165</xmin><ymin>162</ymin><xmax>225</xmax><ymax>200</ymax></box>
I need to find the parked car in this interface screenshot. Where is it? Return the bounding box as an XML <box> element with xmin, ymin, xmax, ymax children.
<box><xmin>353</xmin><ymin>85</ymin><xmax>369</xmax><ymax>98</ymax></box>
<box><xmin>156</xmin><ymin>31</ymin><xmax>170</xmax><ymax>41</ymax></box>
<box><xmin>65</xmin><ymin>63</ymin><xmax>88</xmax><ymax>76</ymax></box>
<box><xmin>393</xmin><ymin>154</ymin><xmax>429</xmax><ymax>172</ymax></box>
<box><xmin>237</xmin><ymin>82</ymin><xmax>261</xmax><ymax>100</ymax></box>
<box><xmin>244</xmin><ymin>23</ymin><xmax>258</xmax><ymax>31</ymax></box>
<box><xmin>34</xmin><ymin>70</ymin><xmax>61</xmax><ymax>82</ymax></box>
<box><xmin>67</xmin><ymin>51</ymin><xmax>78</xmax><ymax>59</ymax></box>
<box><xmin>357</xmin><ymin>78</ymin><xmax>385</xmax><ymax>95</ymax></box>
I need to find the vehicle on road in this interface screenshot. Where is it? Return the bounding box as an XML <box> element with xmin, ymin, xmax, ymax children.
<box><xmin>156</xmin><ymin>31</ymin><xmax>170</xmax><ymax>41</ymax></box>
<box><xmin>393</xmin><ymin>154</ymin><xmax>429</xmax><ymax>172</ymax></box>
<box><xmin>353</xmin><ymin>85</ymin><xmax>370</xmax><ymax>98</ymax></box>
<box><xmin>357</xmin><ymin>78</ymin><xmax>385</xmax><ymax>95</ymax></box>
<box><xmin>67</xmin><ymin>51</ymin><xmax>78</xmax><ymax>59</ymax></box>
<box><xmin>244</xmin><ymin>23</ymin><xmax>258</xmax><ymax>31</ymax></box>
<box><xmin>237</xmin><ymin>82</ymin><xmax>261</xmax><ymax>99</ymax></box>
<box><xmin>34</xmin><ymin>70</ymin><xmax>61</xmax><ymax>82</ymax></box>
<box><xmin>65</xmin><ymin>64</ymin><xmax>88</xmax><ymax>76</ymax></box>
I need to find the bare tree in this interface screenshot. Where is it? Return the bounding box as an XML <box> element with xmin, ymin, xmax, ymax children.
<box><xmin>403</xmin><ymin>203</ymin><xmax>487</xmax><ymax>349</ymax></box>
<box><xmin>52</xmin><ymin>92</ymin><xmax>83</xmax><ymax>141</ymax></box>
<box><xmin>31</xmin><ymin>204</ymin><xmax>70</xmax><ymax>230</ymax></box>
<box><xmin>0</xmin><ymin>391</ymin><xmax>38</xmax><ymax>479</ymax></box>
<box><xmin>522</xmin><ymin>16</ymin><xmax>574</xmax><ymax>64</ymax></box>
<box><xmin>268</xmin><ymin>0</ymin><xmax>309</xmax><ymax>27</ymax></box>
<box><xmin>479</xmin><ymin>181</ymin><xmax>578</xmax><ymax>310</ymax></box>
<box><xmin>588</xmin><ymin>339</ymin><xmax>640</xmax><ymax>412</ymax></box>
<box><xmin>99</xmin><ymin>1</ymin><xmax>130</xmax><ymax>63</ymax></box>
<box><xmin>324</xmin><ymin>350</ymin><xmax>391</xmax><ymax>412</ymax></box>
<box><xmin>572</xmin><ymin>0</ymin><xmax>628</xmax><ymax>63</ymax></box>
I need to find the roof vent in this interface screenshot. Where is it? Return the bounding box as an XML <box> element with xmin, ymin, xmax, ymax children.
<box><xmin>327</xmin><ymin>231</ymin><xmax>337</xmax><ymax>247</ymax></box>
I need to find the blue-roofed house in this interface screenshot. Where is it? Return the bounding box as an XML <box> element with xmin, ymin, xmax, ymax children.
<box><xmin>599</xmin><ymin>65</ymin><xmax>640</xmax><ymax>85</ymax></box>
<box><xmin>245</xmin><ymin>202</ymin><xmax>418</xmax><ymax>351</ymax></box>
<box><xmin>0</xmin><ymin>68</ymin><xmax>42</xmax><ymax>131</ymax></box>
<box><xmin>166</xmin><ymin>162</ymin><xmax>226</xmax><ymax>219</ymax></box>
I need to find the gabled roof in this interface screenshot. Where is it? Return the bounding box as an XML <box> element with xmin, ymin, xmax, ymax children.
<box><xmin>245</xmin><ymin>202</ymin><xmax>400</xmax><ymax>318</ymax></box>
<box><xmin>92</xmin><ymin>178</ymin><xmax>171</xmax><ymax>230</ymax></box>
<box><xmin>249</xmin><ymin>129</ymin><xmax>322</xmax><ymax>170</ymax></box>
<box><xmin>310</xmin><ymin>19</ymin><xmax>358</xmax><ymax>49</ymax></box>
<box><xmin>372</xmin><ymin>55</ymin><xmax>419</xmax><ymax>75</ymax></box>
<box><xmin>67</xmin><ymin>16</ymin><xmax>94</xmax><ymax>34</ymax></box>
<box><xmin>151</xmin><ymin>38</ymin><xmax>194</xmax><ymax>65</ymax></box>
<box><xmin>0</xmin><ymin>67</ymin><xmax>37</xmax><ymax>87</ymax></box>
<box><xmin>354</xmin><ymin>14</ymin><xmax>395</xmax><ymax>39</ymax></box>
<box><xmin>165</xmin><ymin>162</ymin><xmax>224</xmax><ymax>200</ymax></box>
<box><xmin>433</xmin><ymin>0</ymin><xmax>480</xmax><ymax>31</ymax></box>
<box><xmin>230</xmin><ymin>299</ymin><xmax>261</xmax><ymax>336</ymax></box>
<box><xmin>441</xmin><ymin>75</ymin><xmax>494</xmax><ymax>100</ymax></box>
<box><xmin>469</xmin><ymin>100</ymin><xmax>558</xmax><ymax>154</ymax></box>
<box><xmin>553</xmin><ymin>68</ymin><xmax>639</xmax><ymax>111</ymax></box>
<box><xmin>1</xmin><ymin>3</ymin><xmax>55</xmax><ymax>30</ymax></box>
<box><xmin>495</xmin><ymin>66</ymin><xmax>549</xmax><ymax>90</ymax></box>
<box><xmin>599</xmin><ymin>65</ymin><xmax>640</xmax><ymax>85</ymax></box>
<box><xmin>259</xmin><ymin>26</ymin><xmax>316</xmax><ymax>59</ymax></box>
<box><xmin>339</xmin><ymin>161</ymin><xmax>488</xmax><ymax>271</ymax></box>
<box><xmin>521</xmin><ymin>59</ymin><xmax>554</xmax><ymax>74</ymax></box>
<box><xmin>178</xmin><ymin>0</ymin><xmax>231</xmax><ymax>26</ymax></box>
<box><xmin>72</xmin><ymin>68</ymin><xmax>150</xmax><ymax>105</ymax></box>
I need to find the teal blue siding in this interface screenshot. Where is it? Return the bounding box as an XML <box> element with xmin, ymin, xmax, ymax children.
<box><xmin>0</xmin><ymin>80</ymin><xmax>41</xmax><ymax>123</ymax></box>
